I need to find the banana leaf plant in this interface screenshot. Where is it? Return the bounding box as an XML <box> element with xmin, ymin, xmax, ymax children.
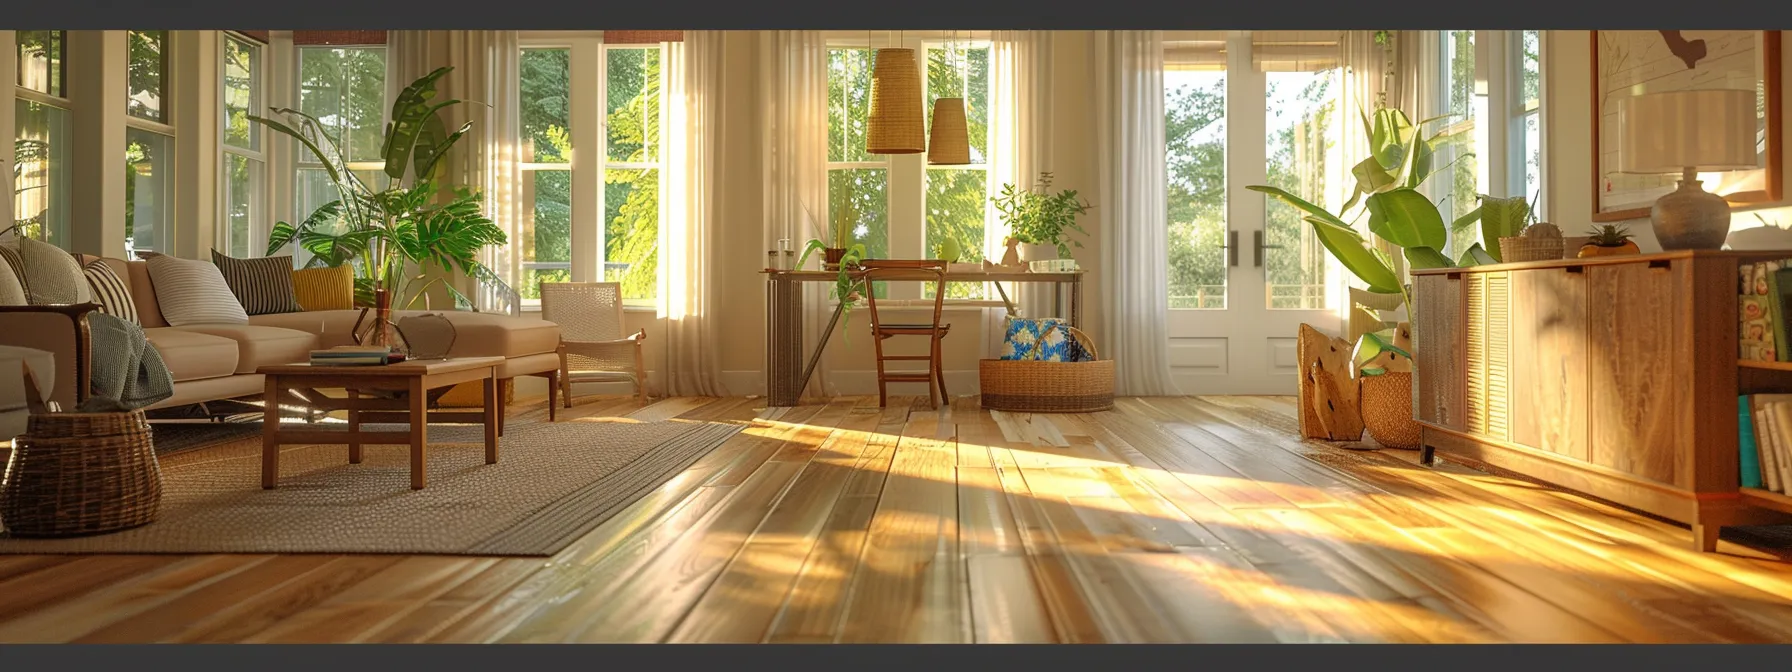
<box><xmin>1246</xmin><ymin>106</ymin><xmax>1506</xmax><ymax>375</ymax></box>
<box><xmin>251</xmin><ymin>66</ymin><xmax>508</xmax><ymax>310</ymax></box>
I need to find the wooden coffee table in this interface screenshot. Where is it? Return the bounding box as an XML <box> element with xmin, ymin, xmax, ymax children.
<box><xmin>258</xmin><ymin>356</ymin><xmax>504</xmax><ymax>490</ymax></box>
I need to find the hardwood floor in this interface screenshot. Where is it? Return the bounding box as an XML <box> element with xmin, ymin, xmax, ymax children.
<box><xmin>4</xmin><ymin>394</ymin><xmax>1792</xmax><ymax>643</ymax></box>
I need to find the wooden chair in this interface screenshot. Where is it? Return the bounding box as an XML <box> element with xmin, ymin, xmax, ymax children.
<box><xmin>539</xmin><ymin>282</ymin><xmax>649</xmax><ymax>406</ymax></box>
<box><xmin>859</xmin><ymin>260</ymin><xmax>951</xmax><ymax>409</ymax></box>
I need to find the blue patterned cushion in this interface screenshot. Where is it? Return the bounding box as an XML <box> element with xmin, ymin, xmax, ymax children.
<box><xmin>1002</xmin><ymin>317</ymin><xmax>1073</xmax><ymax>361</ymax></box>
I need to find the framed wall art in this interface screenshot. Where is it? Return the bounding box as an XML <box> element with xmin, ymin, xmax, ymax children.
<box><xmin>1591</xmin><ymin>30</ymin><xmax>1782</xmax><ymax>222</ymax></box>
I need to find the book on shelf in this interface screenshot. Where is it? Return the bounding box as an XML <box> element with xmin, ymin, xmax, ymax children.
<box><xmin>1751</xmin><ymin>396</ymin><xmax>1783</xmax><ymax>493</ymax></box>
<box><xmin>1740</xmin><ymin>395</ymin><xmax>1765</xmax><ymax>489</ymax></box>
<box><xmin>1741</xmin><ymin>261</ymin><xmax>1786</xmax><ymax>361</ymax></box>
<box><xmin>1755</xmin><ymin>395</ymin><xmax>1792</xmax><ymax>493</ymax></box>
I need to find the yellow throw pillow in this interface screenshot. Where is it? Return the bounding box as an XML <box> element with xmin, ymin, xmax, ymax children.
<box><xmin>291</xmin><ymin>266</ymin><xmax>355</xmax><ymax>311</ymax></box>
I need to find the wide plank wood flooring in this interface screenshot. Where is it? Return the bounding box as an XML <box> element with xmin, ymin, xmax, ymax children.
<box><xmin>3</xmin><ymin>394</ymin><xmax>1792</xmax><ymax>643</ymax></box>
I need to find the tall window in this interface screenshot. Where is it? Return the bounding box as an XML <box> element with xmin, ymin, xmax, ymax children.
<box><xmin>514</xmin><ymin>38</ymin><xmax>667</xmax><ymax>304</ymax></box>
<box><xmin>1164</xmin><ymin>61</ymin><xmax>1227</xmax><ymax>309</ymax></box>
<box><xmin>826</xmin><ymin>46</ymin><xmax>889</xmax><ymax>298</ymax></box>
<box><xmin>1263</xmin><ymin>67</ymin><xmax>1339</xmax><ymax>310</ymax></box>
<box><xmin>519</xmin><ymin>46</ymin><xmax>572</xmax><ymax>298</ymax></box>
<box><xmin>14</xmin><ymin>30</ymin><xmax>71</xmax><ymax>247</ymax></box>
<box><xmin>826</xmin><ymin>37</ymin><xmax>993</xmax><ymax>301</ymax></box>
<box><xmin>1515</xmin><ymin>30</ymin><xmax>1543</xmax><ymax>214</ymax></box>
<box><xmin>125</xmin><ymin>30</ymin><xmax>174</xmax><ymax>256</ymax></box>
<box><xmin>1439</xmin><ymin>30</ymin><xmax>1480</xmax><ymax>228</ymax></box>
<box><xmin>923</xmin><ymin>42</ymin><xmax>989</xmax><ymax>298</ymax></box>
<box><xmin>294</xmin><ymin>45</ymin><xmax>386</xmax><ymax>230</ymax></box>
<box><xmin>603</xmin><ymin>45</ymin><xmax>662</xmax><ymax>300</ymax></box>
<box><xmin>220</xmin><ymin>33</ymin><xmax>265</xmax><ymax>258</ymax></box>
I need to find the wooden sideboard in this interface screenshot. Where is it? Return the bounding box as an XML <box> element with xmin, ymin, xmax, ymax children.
<box><xmin>1412</xmin><ymin>250</ymin><xmax>1792</xmax><ymax>551</ymax></box>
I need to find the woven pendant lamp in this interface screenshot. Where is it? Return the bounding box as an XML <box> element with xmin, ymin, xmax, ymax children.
<box><xmin>867</xmin><ymin>48</ymin><xmax>925</xmax><ymax>154</ymax></box>
<box><xmin>927</xmin><ymin>97</ymin><xmax>971</xmax><ymax>165</ymax></box>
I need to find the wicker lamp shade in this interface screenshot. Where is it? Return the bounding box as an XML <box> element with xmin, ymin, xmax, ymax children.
<box><xmin>867</xmin><ymin>48</ymin><xmax>925</xmax><ymax>154</ymax></box>
<box><xmin>927</xmin><ymin>98</ymin><xmax>972</xmax><ymax>165</ymax></box>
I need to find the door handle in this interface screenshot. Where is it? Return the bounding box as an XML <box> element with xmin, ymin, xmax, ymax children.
<box><xmin>1219</xmin><ymin>230</ymin><xmax>1239</xmax><ymax>267</ymax></box>
<box><xmin>1253</xmin><ymin>230</ymin><xmax>1284</xmax><ymax>268</ymax></box>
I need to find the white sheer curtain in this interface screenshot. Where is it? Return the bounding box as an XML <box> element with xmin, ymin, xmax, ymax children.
<box><xmin>985</xmin><ymin>30</ymin><xmax>1056</xmax><ymax>353</ymax></box>
<box><xmin>1094</xmin><ymin>31</ymin><xmax>1181</xmax><ymax>396</ymax></box>
<box><xmin>760</xmin><ymin>31</ymin><xmax>831</xmax><ymax>399</ymax></box>
<box><xmin>659</xmin><ymin>33</ymin><xmax>728</xmax><ymax>396</ymax></box>
<box><xmin>386</xmin><ymin>31</ymin><xmax>523</xmax><ymax>312</ymax></box>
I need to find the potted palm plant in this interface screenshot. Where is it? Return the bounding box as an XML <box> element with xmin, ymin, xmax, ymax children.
<box><xmin>250</xmin><ymin>66</ymin><xmax>509</xmax><ymax>337</ymax></box>
<box><xmin>991</xmin><ymin>172</ymin><xmax>1092</xmax><ymax>263</ymax></box>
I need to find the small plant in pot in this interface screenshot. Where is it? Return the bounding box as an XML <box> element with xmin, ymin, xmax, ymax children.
<box><xmin>991</xmin><ymin>172</ymin><xmax>1092</xmax><ymax>263</ymax></box>
<box><xmin>1577</xmin><ymin>224</ymin><xmax>1640</xmax><ymax>257</ymax></box>
<box><xmin>1354</xmin><ymin>329</ymin><xmax>1423</xmax><ymax>450</ymax></box>
<box><xmin>798</xmin><ymin>187</ymin><xmax>861</xmax><ymax>271</ymax></box>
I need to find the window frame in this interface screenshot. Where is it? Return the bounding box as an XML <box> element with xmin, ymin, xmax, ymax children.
<box><xmin>289</xmin><ymin>42</ymin><xmax>389</xmax><ymax>265</ymax></box>
<box><xmin>219</xmin><ymin>31</ymin><xmax>267</xmax><ymax>258</ymax></box>
<box><xmin>513</xmin><ymin>33</ymin><xmax>666</xmax><ymax>309</ymax></box>
<box><xmin>13</xmin><ymin>30</ymin><xmax>73</xmax><ymax>247</ymax></box>
<box><xmin>824</xmin><ymin>33</ymin><xmax>997</xmax><ymax>304</ymax></box>
<box><xmin>124</xmin><ymin>30</ymin><xmax>175</xmax><ymax>257</ymax></box>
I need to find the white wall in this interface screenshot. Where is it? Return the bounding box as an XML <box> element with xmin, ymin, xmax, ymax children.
<box><xmin>1544</xmin><ymin>30</ymin><xmax>1792</xmax><ymax>251</ymax></box>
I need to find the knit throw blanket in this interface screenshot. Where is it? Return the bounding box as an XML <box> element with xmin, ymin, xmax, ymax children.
<box><xmin>82</xmin><ymin>313</ymin><xmax>175</xmax><ymax>412</ymax></box>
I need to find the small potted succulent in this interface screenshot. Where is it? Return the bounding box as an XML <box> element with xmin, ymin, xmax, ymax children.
<box><xmin>1577</xmin><ymin>224</ymin><xmax>1640</xmax><ymax>258</ymax></box>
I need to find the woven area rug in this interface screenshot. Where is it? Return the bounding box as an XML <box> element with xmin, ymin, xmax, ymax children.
<box><xmin>0</xmin><ymin>417</ymin><xmax>743</xmax><ymax>556</ymax></box>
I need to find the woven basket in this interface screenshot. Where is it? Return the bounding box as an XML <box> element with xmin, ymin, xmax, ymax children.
<box><xmin>2</xmin><ymin>410</ymin><xmax>163</xmax><ymax>537</ymax></box>
<box><xmin>1499</xmin><ymin>235</ymin><xmax>1565</xmax><ymax>263</ymax></box>
<box><xmin>1360</xmin><ymin>372</ymin><xmax>1422</xmax><ymax>450</ymax></box>
<box><xmin>979</xmin><ymin>324</ymin><xmax>1115</xmax><ymax>413</ymax></box>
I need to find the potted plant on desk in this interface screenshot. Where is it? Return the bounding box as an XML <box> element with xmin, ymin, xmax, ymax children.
<box><xmin>992</xmin><ymin>172</ymin><xmax>1092</xmax><ymax>264</ymax></box>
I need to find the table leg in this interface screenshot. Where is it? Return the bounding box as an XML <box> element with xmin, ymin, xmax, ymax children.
<box><xmin>347</xmin><ymin>388</ymin><xmax>363</xmax><ymax>464</ymax></box>
<box><xmin>992</xmin><ymin>280</ymin><xmax>1018</xmax><ymax>318</ymax></box>
<box><xmin>262</xmin><ymin>375</ymin><xmax>281</xmax><ymax>489</ymax></box>
<box><xmin>410</xmin><ymin>377</ymin><xmax>428</xmax><ymax>490</ymax></box>
<box><xmin>766</xmin><ymin>274</ymin><xmax>805</xmax><ymax>406</ymax></box>
<box><xmin>1070</xmin><ymin>278</ymin><xmax>1083</xmax><ymax>329</ymax></box>
<box><xmin>483</xmin><ymin>371</ymin><xmax>500</xmax><ymax>465</ymax></box>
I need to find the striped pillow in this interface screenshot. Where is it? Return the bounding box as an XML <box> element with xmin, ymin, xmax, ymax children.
<box><xmin>211</xmin><ymin>250</ymin><xmax>303</xmax><ymax>315</ymax></box>
<box><xmin>292</xmin><ymin>265</ymin><xmax>356</xmax><ymax>311</ymax></box>
<box><xmin>82</xmin><ymin>260</ymin><xmax>140</xmax><ymax>324</ymax></box>
<box><xmin>145</xmin><ymin>254</ymin><xmax>249</xmax><ymax>326</ymax></box>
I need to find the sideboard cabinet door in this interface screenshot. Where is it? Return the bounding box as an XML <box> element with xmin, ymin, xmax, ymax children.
<box><xmin>1587</xmin><ymin>262</ymin><xmax>1682</xmax><ymax>486</ymax></box>
<box><xmin>1414</xmin><ymin>274</ymin><xmax>1465</xmax><ymax>431</ymax></box>
<box><xmin>1507</xmin><ymin>267</ymin><xmax>1589</xmax><ymax>461</ymax></box>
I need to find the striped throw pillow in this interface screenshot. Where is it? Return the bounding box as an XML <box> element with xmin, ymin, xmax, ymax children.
<box><xmin>211</xmin><ymin>250</ymin><xmax>303</xmax><ymax>315</ymax></box>
<box><xmin>291</xmin><ymin>265</ymin><xmax>356</xmax><ymax>311</ymax></box>
<box><xmin>82</xmin><ymin>260</ymin><xmax>140</xmax><ymax>324</ymax></box>
<box><xmin>145</xmin><ymin>254</ymin><xmax>249</xmax><ymax>326</ymax></box>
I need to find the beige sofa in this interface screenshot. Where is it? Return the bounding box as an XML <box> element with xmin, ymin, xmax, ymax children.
<box><xmin>0</xmin><ymin>256</ymin><xmax>562</xmax><ymax>419</ymax></box>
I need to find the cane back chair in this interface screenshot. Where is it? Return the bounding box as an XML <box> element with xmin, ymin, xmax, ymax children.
<box><xmin>539</xmin><ymin>282</ymin><xmax>649</xmax><ymax>406</ymax></box>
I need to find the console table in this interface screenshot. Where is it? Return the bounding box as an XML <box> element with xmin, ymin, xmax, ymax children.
<box><xmin>1411</xmin><ymin>250</ymin><xmax>1792</xmax><ymax>551</ymax></box>
<box><xmin>762</xmin><ymin>268</ymin><xmax>1084</xmax><ymax>406</ymax></box>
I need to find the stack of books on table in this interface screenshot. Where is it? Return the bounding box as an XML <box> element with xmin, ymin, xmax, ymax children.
<box><xmin>309</xmin><ymin>346</ymin><xmax>404</xmax><ymax>367</ymax></box>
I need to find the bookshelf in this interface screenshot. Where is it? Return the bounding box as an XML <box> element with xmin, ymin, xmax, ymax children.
<box><xmin>1412</xmin><ymin>250</ymin><xmax>1792</xmax><ymax>552</ymax></box>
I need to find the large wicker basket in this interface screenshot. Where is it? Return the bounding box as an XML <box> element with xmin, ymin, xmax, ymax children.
<box><xmin>979</xmin><ymin>324</ymin><xmax>1115</xmax><ymax>413</ymax></box>
<box><xmin>2</xmin><ymin>409</ymin><xmax>163</xmax><ymax>538</ymax></box>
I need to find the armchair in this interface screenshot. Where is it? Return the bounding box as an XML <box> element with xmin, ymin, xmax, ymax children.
<box><xmin>0</xmin><ymin>303</ymin><xmax>99</xmax><ymax>412</ymax></box>
<box><xmin>538</xmin><ymin>282</ymin><xmax>649</xmax><ymax>406</ymax></box>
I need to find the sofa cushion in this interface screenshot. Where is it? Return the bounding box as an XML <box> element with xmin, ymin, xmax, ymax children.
<box><xmin>246</xmin><ymin>310</ymin><xmax>560</xmax><ymax>360</ymax></box>
<box><xmin>410</xmin><ymin>311</ymin><xmax>561</xmax><ymax>360</ymax></box>
<box><xmin>15</xmin><ymin>236</ymin><xmax>91</xmax><ymax>305</ymax></box>
<box><xmin>145</xmin><ymin>254</ymin><xmax>249</xmax><ymax>326</ymax></box>
<box><xmin>175</xmin><ymin>324</ymin><xmax>318</xmax><ymax>374</ymax></box>
<box><xmin>121</xmin><ymin>259</ymin><xmax>168</xmax><ymax>327</ymax></box>
<box><xmin>212</xmin><ymin>250</ymin><xmax>303</xmax><ymax>315</ymax></box>
<box><xmin>82</xmin><ymin>259</ymin><xmax>140</xmax><ymax>325</ymax></box>
<box><xmin>248</xmin><ymin>310</ymin><xmax>364</xmax><ymax>349</ymax></box>
<box><xmin>142</xmin><ymin>328</ymin><xmax>240</xmax><ymax>382</ymax></box>
<box><xmin>292</xmin><ymin>266</ymin><xmax>355</xmax><ymax>311</ymax></box>
<box><xmin>0</xmin><ymin>248</ymin><xmax>25</xmax><ymax>306</ymax></box>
